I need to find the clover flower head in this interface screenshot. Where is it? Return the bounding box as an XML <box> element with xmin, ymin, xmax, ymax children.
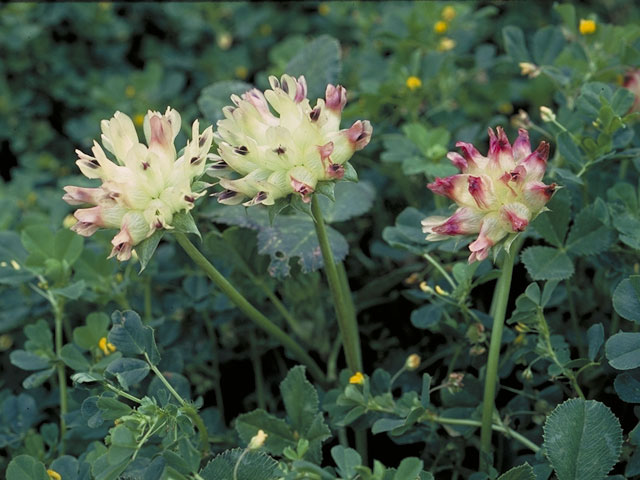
<box><xmin>209</xmin><ymin>74</ymin><xmax>372</xmax><ymax>206</ymax></box>
<box><xmin>63</xmin><ymin>107</ymin><xmax>213</xmax><ymax>261</ymax></box>
<box><xmin>422</xmin><ymin>127</ymin><xmax>556</xmax><ymax>263</ymax></box>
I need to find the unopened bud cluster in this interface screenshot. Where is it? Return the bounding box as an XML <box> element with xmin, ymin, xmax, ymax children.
<box><xmin>209</xmin><ymin>74</ymin><xmax>372</xmax><ymax>205</ymax></box>
<box><xmin>422</xmin><ymin>127</ymin><xmax>556</xmax><ymax>263</ymax></box>
<box><xmin>63</xmin><ymin>108</ymin><xmax>213</xmax><ymax>260</ymax></box>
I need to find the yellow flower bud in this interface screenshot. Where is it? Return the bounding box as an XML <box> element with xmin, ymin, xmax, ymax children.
<box><xmin>437</xmin><ymin>37</ymin><xmax>456</xmax><ymax>52</ymax></box>
<box><xmin>248</xmin><ymin>429</ymin><xmax>268</xmax><ymax>449</ymax></box>
<box><xmin>441</xmin><ymin>6</ymin><xmax>456</xmax><ymax>21</ymax></box>
<box><xmin>419</xmin><ymin>281</ymin><xmax>433</xmax><ymax>294</ymax></box>
<box><xmin>435</xmin><ymin>285</ymin><xmax>447</xmax><ymax>296</ymax></box>
<box><xmin>579</xmin><ymin>19</ymin><xmax>596</xmax><ymax>35</ymax></box>
<box><xmin>406</xmin><ymin>76</ymin><xmax>422</xmax><ymax>91</ymax></box>
<box><xmin>514</xmin><ymin>333</ymin><xmax>525</xmax><ymax>345</ymax></box>
<box><xmin>318</xmin><ymin>3</ymin><xmax>330</xmax><ymax>16</ymax></box>
<box><xmin>63</xmin><ymin>214</ymin><xmax>78</xmax><ymax>229</ymax></box>
<box><xmin>133</xmin><ymin>114</ymin><xmax>144</xmax><ymax>127</ymax></box>
<box><xmin>47</xmin><ymin>470</ymin><xmax>62</xmax><ymax>480</ymax></box>
<box><xmin>349</xmin><ymin>371</ymin><xmax>365</xmax><ymax>385</ymax></box>
<box><xmin>405</xmin><ymin>354</ymin><xmax>421</xmax><ymax>370</ymax></box>
<box><xmin>235</xmin><ymin>66</ymin><xmax>248</xmax><ymax>79</ymax></box>
<box><xmin>515</xmin><ymin>322</ymin><xmax>529</xmax><ymax>333</ymax></box>
<box><xmin>0</xmin><ymin>334</ymin><xmax>13</xmax><ymax>351</ymax></box>
<box><xmin>98</xmin><ymin>336</ymin><xmax>116</xmax><ymax>355</ymax></box>
<box><xmin>519</xmin><ymin>62</ymin><xmax>540</xmax><ymax>78</ymax></box>
<box><xmin>125</xmin><ymin>85</ymin><xmax>136</xmax><ymax>98</ymax></box>
<box><xmin>540</xmin><ymin>106</ymin><xmax>556</xmax><ymax>123</ymax></box>
<box><xmin>217</xmin><ymin>32</ymin><xmax>232</xmax><ymax>50</ymax></box>
<box><xmin>434</xmin><ymin>21</ymin><xmax>448</xmax><ymax>34</ymax></box>
<box><xmin>10</xmin><ymin>259</ymin><xmax>20</xmax><ymax>270</ymax></box>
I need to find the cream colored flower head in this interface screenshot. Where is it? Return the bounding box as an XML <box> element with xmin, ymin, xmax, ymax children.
<box><xmin>209</xmin><ymin>74</ymin><xmax>373</xmax><ymax>206</ymax></box>
<box><xmin>422</xmin><ymin>127</ymin><xmax>556</xmax><ymax>263</ymax></box>
<box><xmin>63</xmin><ymin>107</ymin><xmax>213</xmax><ymax>261</ymax></box>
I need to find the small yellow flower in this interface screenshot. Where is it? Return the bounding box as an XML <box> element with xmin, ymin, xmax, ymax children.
<box><xmin>514</xmin><ymin>333</ymin><xmax>526</xmax><ymax>345</ymax></box>
<box><xmin>98</xmin><ymin>336</ymin><xmax>116</xmax><ymax>355</ymax></box>
<box><xmin>47</xmin><ymin>470</ymin><xmax>62</xmax><ymax>480</ymax></box>
<box><xmin>318</xmin><ymin>3</ymin><xmax>330</xmax><ymax>16</ymax></box>
<box><xmin>579</xmin><ymin>19</ymin><xmax>596</xmax><ymax>35</ymax></box>
<box><xmin>434</xmin><ymin>21</ymin><xmax>448</xmax><ymax>34</ymax></box>
<box><xmin>405</xmin><ymin>354</ymin><xmax>421</xmax><ymax>370</ymax></box>
<box><xmin>10</xmin><ymin>259</ymin><xmax>20</xmax><ymax>270</ymax></box>
<box><xmin>133</xmin><ymin>114</ymin><xmax>144</xmax><ymax>127</ymax></box>
<box><xmin>406</xmin><ymin>76</ymin><xmax>422</xmax><ymax>90</ymax></box>
<box><xmin>349</xmin><ymin>371</ymin><xmax>365</xmax><ymax>385</ymax></box>
<box><xmin>442</xmin><ymin>6</ymin><xmax>456</xmax><ymax>21</ymax></box>
<box><xmin>248</xmin><ymin>429</ymin><xmax>268</xmax><ymax>449</ymax></box>
<box><xmin>235</xmin><ymin>66</ymin><xmax>248</xmax><ymax>79</ymax></box>
<box><xmin>63</xmin><ymin>214</ymin><xmax>78</xmax><ymax>229</ymax></box>
<box><xmin>515</xmin><ymin>322</ymin><xmax>529</xmax><ymax>333</ymax></box>
<box><xmin>125</xmin><ymin>85</ymin><xmax>136</xmax><ymax>98</ymax></box>
<box><xmin>437</xmin><ymin>37</ymin><xmax>456</xmax><ymax>52</ymax></box>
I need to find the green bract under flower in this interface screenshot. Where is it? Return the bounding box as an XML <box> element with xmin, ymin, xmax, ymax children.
<box><xmin>422</xmin><ymin>127</ymin><xmax>557</xmax><ymax>263</ymax></box>
<box><xmin>63</xmin><ymin>107</ymin><xmax>213</xmax><ymax>261</ymax></box>
<box><xmin>209</xmin><ymin>74</ymin><xmax>373</xmax><ymax>206</ymax></box>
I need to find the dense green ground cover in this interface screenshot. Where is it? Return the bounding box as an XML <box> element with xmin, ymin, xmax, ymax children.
<box><xmin>1</xmin><ymin>2</ymin><xmax>640</xmax><ymax>479</ymax></box>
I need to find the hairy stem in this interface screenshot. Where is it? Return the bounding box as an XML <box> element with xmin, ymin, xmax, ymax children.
<box><xmin>311</xmin><ymin>196</ymin><xmax>362</xmax><ymax>372</ymax></box>
<box><xmin>145</xmin><ymin>353</ymin><xmax>209</xmax><ymax>453</ymax></box>
<box><xmin>53</xmin><ymin>297</ymin><xmax>67</xmax><ymax>455</ymax></box>
<box><xmin>174</xmin><ymin>232</ymin><xmax>326</xmax><ymax>384</ymax></box>
<box><xmin>479</xmin><ymin>241</ymin><xmax>521</xmax><ymax>471</ymax></box>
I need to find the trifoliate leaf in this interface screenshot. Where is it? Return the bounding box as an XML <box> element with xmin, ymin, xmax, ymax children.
<box><xmin>497</xmin><ymin>462</ymin><xmax>535</xmax><ymax>480</ymax></box>
<box><xmin>521</xmin><ymin>246</ymin><xmax>574</xmax><ymax>281</ymax></box>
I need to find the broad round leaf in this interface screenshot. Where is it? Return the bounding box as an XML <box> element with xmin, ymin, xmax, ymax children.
<box><xmin>605</xmin><ymin>332</ymin><xmax>640</xmax><ymax>370</ymax></box>
<box><xmin>612</xmin><ymin>276</ymin><xmax>640</xmax><ymax>324</ymax></box>
<box><xmin>543</xmin><ymin>398</ymin><xmax>622</xmax><ymax>480</ymax></box>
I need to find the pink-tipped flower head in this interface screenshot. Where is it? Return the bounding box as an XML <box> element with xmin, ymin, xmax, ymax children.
<box><xmin>623</xmin><ymin>69</ymin><xmax>640</xmax><ymax>113</ymax></box>
<box><xmin>64</xmin><ymin>107</ymin><xmax>213</xmax><ymax>261</ymax></box>
<box><xmin>423</xmin><ymin>127</ymin><xmax>557</xmax><ymax>263</ymax></box>
<box><xmin>210</xmin><ymin>74</ymin><xmax>372</xmax><ymax>206</ymax></box>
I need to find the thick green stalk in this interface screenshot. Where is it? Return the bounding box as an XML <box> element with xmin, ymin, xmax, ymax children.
<box><xmin>311</xmin><ymin>196</ymin><xmax>362</xmax><ymax>372</ymax></box>
<box><xmin>479</xmin><ymin>244</ymin><xmax>519</xmax><ymax>471</ymax></box>
<box><xmin>53</xmin><ymin>298</ymin><xmax>67</xmax><ymax>455</ymax></box>
<box><xmin>174</xmin><ymin>232</ymin><xmax>326</xmax><ymax>384</ymax></box>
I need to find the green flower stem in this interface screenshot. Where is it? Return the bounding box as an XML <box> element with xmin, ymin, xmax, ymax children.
<box><xmin>311</xmin><ymin>196</ymin><xmax>362</xmax><ymax>373</ymax></box>
<box><xmin>479</xmin><ymin>242</ymin><xmax>521</xmax><ymax>471</ymax></box>
<box><xmin>104</xmin><ymin>382</ymin><xmax>143</xmax><ymax>404</ymax></box>
<box><xmin>422</xmin><ymin>253</ymin><xmax>456</xmax><ymax>289</ymax></box>
<box><xmin>434</xmin><ymin>416</ymin><xmax>540</xmax><ymax>454</ymax></box>
<box><xmin>174</xmin><ymin>232</ymin><xmax>326</xmax><ymax>384</ymax></box>
<box><xmin>52</xmin><ymin>296</ymin><xmax>68</xmax><ymax>455</ymax></box>
<box><xmin>145</xmin><ymin>353</ymin><xmax>209</xmax><ymax>454</ymax></box>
